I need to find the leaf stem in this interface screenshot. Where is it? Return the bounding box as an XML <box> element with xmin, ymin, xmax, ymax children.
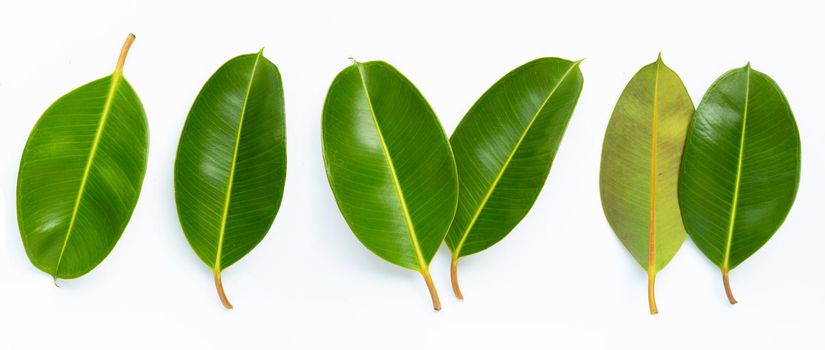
<box><xmin>450</xmin><ymin>256</ymin><xmax>464</xmax><ymax>300</ymax></box>
<box><xmin>214</xmin><ymin>270</ymin><xmax>234</xmax><ymax>309</ymax></box>
<box><xmin>114</xmin><ymin>33</ymin><xmax>136</xmax><ymax>76</ymax></box>
<box><xmin>421</xmin><ymin>270</ymin><xmax>441</xmax><ymax>311</ymax></box>
<box><xmin>648</xmin><ymin>270</ymin><xmax>658</xmax><ymax>315</ymax></box>
<box><xmin>722</xmin><ymin>268</ymin><xmax>738</xmax><ymax>304</ymax></box>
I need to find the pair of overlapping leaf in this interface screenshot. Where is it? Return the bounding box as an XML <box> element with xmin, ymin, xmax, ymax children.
<box><xmin>321</xmin><ymin>58</ymin><xmax>585</xmax><ymax>309</ymax></box>
<box><xmin>600</xmin><ymin>56</ymin><xmax>800</xmax><ymax>314</ymax></box>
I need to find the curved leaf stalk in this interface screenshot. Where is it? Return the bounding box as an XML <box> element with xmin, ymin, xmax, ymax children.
<box><xmin>450</xmin><ymin>256</ymin><xmax>463</xmax><ymax>300</ymax></box>
<box><xmin>214</xmin><ymin>269</ymin><xmax>233</xmax><ymax>309</ymax></box>
<box><xmin>114</xmin><ymin>33</ymin><xmax>136</xmax><ymax>76</ymax></box>
<box><xmin>648</xmin><ymin>269</ymin><xmax>658</xmax><ymax>314</ymax></box>
<box><xmin>421</xmin><ymin>270</ymin><xmax>441</xmax><ymax>310</ymax></box>
<box><xmin>722</xmin><ymin>268</ymin><xmax>738</xmax><ymax>304</ymax></box>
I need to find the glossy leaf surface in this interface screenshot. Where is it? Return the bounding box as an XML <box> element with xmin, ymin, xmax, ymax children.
<box><xmin>175</xmin><ymin>51</ymin><xmax>286</xmax><ymax>309</ymax></box>
<box><xmin>322</xmin><ymin>60</ymin><xmax>457</xmax><ymax>310</ymax></box>
<box><xmin>445</xmin><ymin>58</ymin><xmax>583</xmax><ymax>299</ymax></box>
<box><xmin>679</xmin><ymin>64</ymin><xmax>800</xmax><ymax>303</ymax></box>
<box><xmin>17</xmin><ymin>34</ymin><xmax>147</xmax><ymax>280</ymax></box>
<box><xmin>599</xmin><ymin>56</ymin><xmax>694</xmax><ymax>314</ymax></box>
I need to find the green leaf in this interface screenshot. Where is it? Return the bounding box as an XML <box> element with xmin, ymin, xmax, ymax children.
<box><xmin>445</xmin><ymin>58</ymin><xmax>584</xmax><ymax>299</ymax></box>
<box><xmin>599</xmin><ymin>55</ymin><xmax>694</xmax><ymax>314</ymax></box>
<box><xmin>322</xmin><ymin>60</ymin><xmax>457</xmax><ymax>310</ymax></box>
<box><xmin>17</xmin><ymin>34</ymin><xmax>147</xmax><ymax>281</ymax></box>
<box><xmin>174</xmin><ymin>50</ymin><xmax>286</xmax><ymax>309</ymax></box>
<box><xmin>679</xmin><ymin>64</ymin><xmax>800</xmax><ymax>304</ymax></box>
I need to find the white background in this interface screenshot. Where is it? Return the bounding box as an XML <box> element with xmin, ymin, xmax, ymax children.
<box><xmin>0</xmin><ymin>0</ymin><xmax>822</xmax><ymax>348</ymax></box>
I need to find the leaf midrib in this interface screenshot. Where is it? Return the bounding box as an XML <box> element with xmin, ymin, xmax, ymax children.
<box><xmin>722</xmin><ymin>65</ymin><xmax>751</xmax><ymax>270</ymax></box>
<box><xmin>54</xmin><ymin>72</ymin><xmax>124</xmax><ymax>276</ymax></box>
<box><xmin>355</xmin><ymin>63</ymin><xmax>429</xmax><ymax>272</ymax></box>
<box><xmin>214</xmin><ymin>51</ymin><xmax>263</xmax><ymax>272</ymax></box>
<box><xmin>648</xmin><ymin>58</ymin><xmax>662</xmax><ymax>274</ymax></box>
<box><xmin>452</xmin><ymin>60</ymin><xmax>581</xmax><ymax>257</ymax></box>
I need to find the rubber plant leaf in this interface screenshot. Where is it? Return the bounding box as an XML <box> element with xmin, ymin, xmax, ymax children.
<box><xmin>679</xmin><ymin>64</ymin><xmax>800</xmax><ymax>304</ymax></box>
<box><xmin>175</xmin><ymin>50</ymin><xmax>286</xmax><ymax>309</ymax></box>
<box><xmin>445</xmin><ymin>57</ymin><xmax>584</xmax><ymax>299</ymax></box>
<box><xmin>321</xmin><ymin>60</ymin><xmax>458</xmax><ymax>310</ymax></box>
<box><xmin>599</xmin><ymin>55</ymin><xmax>694</xmax><ymax>314</ymax></box>
<box><xmin>17</xmin><ymin>34</ymin><xmax>147</xmax><ymax>281</ymax></box>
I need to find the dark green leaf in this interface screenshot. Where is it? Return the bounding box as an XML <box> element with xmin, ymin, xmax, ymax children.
<box><xmin>445</xmin><ymin>58</ymin><xmax>583</xmax><ymax>299</ymax></box>
<box><xmin>17</xmin><ymin>34</ymin><xmax>147</xmax><ymax>281</ymax></box>
<box><xmin>322</xmin><ymin>60</ymin><xmax>457</xmax><ymax>310</ymax></box>
<box><xmin>175</xmin><ymin>50</ymin><xmax>286</xmax><ymax>309</ymax></box>
<box><xmin>679</xmin><ymin>64</ymin><xmax>800</xmax><ymax>304</ymax></box>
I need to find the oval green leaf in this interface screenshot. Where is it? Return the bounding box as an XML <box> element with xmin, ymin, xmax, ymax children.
<box><xmin>445</xmin><ymin>57</ymin><xmax>584</xmax><ymax>299</ymax></box>
<box><xmin>322</xmin><ymin>60</ymin><xmax>457</xmax><ymax>310</ymax></box>
<box><xmin>599</xmin><ymin>55</ymin><xmax>694</xmax><ymax>314</ymax></box>
<box><xmin>679</xmin><ymin>64</ymin><xmax>800</xmax><ymax>304</ymax></box>
<box><xmin>17</xmin><ymin>34</ymin><xmax>148</xmax><ymax>281</ymax></box>
<box><xmin>175</xmin><ymin>50</ymin><xmax>286</xmax><ymax>309</ymax></box>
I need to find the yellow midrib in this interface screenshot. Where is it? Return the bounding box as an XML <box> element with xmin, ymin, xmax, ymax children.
<box><xmin>722</xmin><ymin>66</ymin><xmax>751</xmax><ymax>270</ymax></box>
<box><xmin>214</xmin><ymin>51</ymin><xmax>263</xmax><ymax>272</ymax></box>
<box><xmin>453</xmin><ymin>60</ymin><xmax>581</xmax><ymax>257</ymax></box>
<box><xmin>54</xmin><ymin>71</ymin><xmax>124</xmax><ymax>277</ymax></box>
<box><xmin>355</xmin><ymin>63</ymin><xmax>429</xmax><ymax>272</ymax></box>
<box><xmin>648</xmin><ymin>58</ymin><xmax>662</xmax><ymax>274</ymax></box>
